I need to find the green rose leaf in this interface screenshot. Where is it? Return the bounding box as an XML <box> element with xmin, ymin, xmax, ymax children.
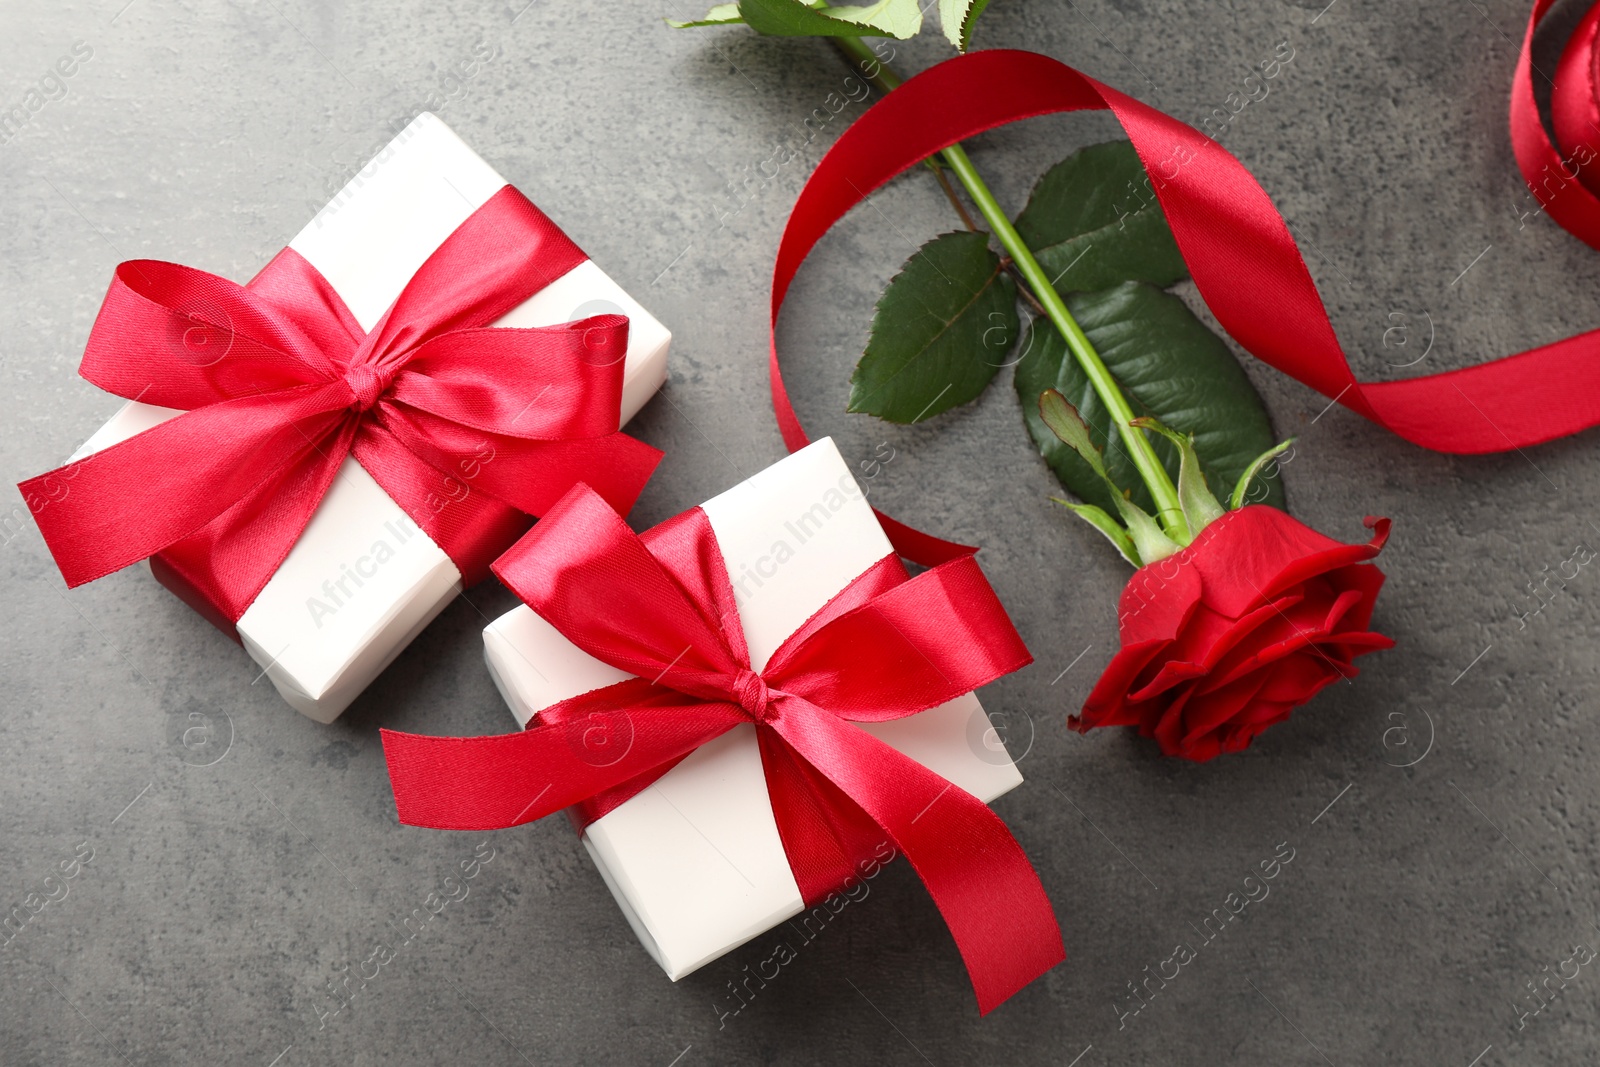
<box><xmin>699</xmin><ymin>0</ymin><xmax>923</xmax><ymax>38</ymax></box>
<box><xmin>666</xmin><ymin>2</ymin><xmax>744</xmax><ymax>28</ymax></box>
<box><xmin>1016</xmin><ymin>281</ymin><xmax>1285</xmax><ymax>514</ymax></box>
<box><xmin>849</xmin><ymin>230</ymin><xmax>1018</xmax><ymax>423</ymax></box>
<box><xmin>1014</xmin><ymin>141</ymin><xmax>1189</xmax><ymax>296</ymax></box>
<box><xmin>938</xmin><ymin>0</ymin><xmax>991</xmax><ymax>50</ymax></box>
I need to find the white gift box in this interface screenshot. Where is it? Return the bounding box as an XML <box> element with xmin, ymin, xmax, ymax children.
<box><xmin>69</xmin><ymin>112</ymin><xmax>671</xmax><ymax>723</ymax></box>
<box><xmin>483</xmin><ymin>438</ymin><xmax>1023</xmax><ymax>979</ymax></box>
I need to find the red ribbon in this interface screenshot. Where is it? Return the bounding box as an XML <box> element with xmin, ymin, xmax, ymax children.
<box><xmin>381</xmin><ymin>484</ymin><xmax>1064</xmax><ymax>1015</ymax></box>
<box><xmin>1518</xmin><ymin>0</ymin><xmax>1600</xmax><ymax>242</ymax></box>
<box><xmin>772</xmin><ymin>41</ymin><xmax>1600</xmax><ymax>563</ymax></box>
<box><xmin>19</xmin><ymin>186</ymin><xmax>661</xmax><ymax>627</ymax></box>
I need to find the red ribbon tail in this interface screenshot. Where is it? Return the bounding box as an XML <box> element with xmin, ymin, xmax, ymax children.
<box><xmin>871</xmin><ymin>507</ymin><xmax>977</xmax><ymax>565</ymax></box>
<box><xmin>769</xmin><ymin>702</ymin><xmax>1063</xmax><ymax>1014</ymax></box>
<box><xmin>380</xmin><ymin>699</ymin><xmax>745</xmax><ymax>831</ymax></box>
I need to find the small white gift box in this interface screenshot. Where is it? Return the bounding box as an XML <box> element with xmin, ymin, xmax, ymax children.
<box><xmin>70</xmin><ymin>112</ymin><xmax>670</xmax><ymax>723</ymax></box>
<box><xmin>483</xmin><ymin>438</ymin><xmax>1022</xmax><ymax>979</ymax></box>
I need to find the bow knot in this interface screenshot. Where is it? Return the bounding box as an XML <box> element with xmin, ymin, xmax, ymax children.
<box><xmin>343</xmin><ymin>363</ymin><xmax>390</xmax><ymax>413</ymax></box>
<box><xmin>731</xmin><ymin>668</ymin><xmax>773</xmax><ymax>722</ymax></box>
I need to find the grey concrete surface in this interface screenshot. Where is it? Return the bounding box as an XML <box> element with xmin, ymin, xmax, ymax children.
<box><xmin>2</xmin><ymin>0</ymin><xmax>1598</xmax><ymax>1063</ymax></box>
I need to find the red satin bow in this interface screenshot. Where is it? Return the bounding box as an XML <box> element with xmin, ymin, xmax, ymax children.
<box><xmin>19</xmin><ymin>185</ymin><xmax>661</xmax><ymax>627</ymax></box>
<box><xmin>381</xmin><ymin>484</ymin><xmax>1064</xmax><ymax>1015</ymax></box>
<box><xmin>772</xmin><ymin>42</ymin><xmax>1600</xmax><ymax>563</ymax></box>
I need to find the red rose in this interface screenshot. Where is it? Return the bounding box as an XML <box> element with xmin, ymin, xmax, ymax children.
<box><xmin>1071</xmin><ymin>506</ymin><xmax>1393</xmax><ymax>761</ymax></box>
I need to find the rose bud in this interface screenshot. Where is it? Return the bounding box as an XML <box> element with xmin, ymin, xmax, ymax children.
<box><xmin>1070</xmin><ymin>505</ymin><xmax>1392</xmax><ymax>761</ymax></box>
<box><xmin>1037</xmin><ymin>391</ymin><xmax>1392</xmax><ymax>761</ymax></box>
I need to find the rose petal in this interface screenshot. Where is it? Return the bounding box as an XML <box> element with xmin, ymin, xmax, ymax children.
<box><xmin>1320</xmin><ymin>587</ymin><xmax>1366</xmax><ymax>634</ymax></box>
<box><xmin>1151</xmin><ymin>685</ymin><xmax>1195</xmax><ymax>754</ymax></box>
<box><xmin>1182</xmin><ymin>506</ymin><xmax>1389</xmax><ymax>619</ymax></box>
<box><xmin>1179</xmin><ymin>670</ymin><xmax>1272</xmax><ymax>751</ymax></box>
<box><xmin>1256</xmin><ymin>516</ymin><xmax>1389</xmax><ymax>607</ymax></box>
<box><xmin>1255</xmin><ymin>651</ymin><xmax>1339</xmax><ymax>705</ymax></box>
<box><xmin>1179</xmin><ymin>731</ymin><xmax>1224</xmax><ymax>762</ymax></box>
<box><xmin>1117</xmin><ymin>552</ymin><xmax>1205</xmax><ymax>645</ymax></box>
<box><xmin>1127</xmin><ymin>658</ymin><xmax>1210</xmax><ymax>703</ymax></box>
<box><xmin>1200</xmin><ymin>599</ymin><xmax>1315</xmax><ymax>685</ymax></box>
<box><xmin>1318</xmin><ymin>631</ymin><xmax>1395</xmax><ymax>656</ymax></box>
<box><xmin>1185</xmin><ymin>506</ymin><xmax>1352</xmax><ymax>617</ymax></box>
<box><xmin>1076</xmin><ymin>638</ymin><xmax>1172</xmax><ymax>729</ymax></box>
<box><xmin>1221</xmin><ymin>701</ymin><xmax>1293</xmax><ymax>750</ymax></box>
<box><xmin>1078</xmin><ymin>507</ymin><xmax>1393</xmax><ymax>761</ymax></box>
<box><xmin>1202</xmin><ymin>595</ymin><xmax>1336</xmax><ymax>691</ymax></box>
<box><xmin>1171</xmin><ymin>592</ymin><xmax>1305</xmax><ymax>673</ymax></box>
<box><xmin>1321</xmin><ymin>562</ymin><xmax>1387</xmax><ymax>634</ymax></box>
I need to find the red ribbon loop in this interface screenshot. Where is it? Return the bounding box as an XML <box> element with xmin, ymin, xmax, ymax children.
<box><xmin>773</xmin><ymin>37</ymin><xmax>1600</xmax><ymax>563</ymax></box>
<box><xmin>381</xmin><ymin>483</ymin><xmax>1063</xmax><ymax>1014</ymax></box>
<box><xmin>20</xmin><ymin>185</ymin><xmax>662</xmax><ymax>623</ymax></box>
<box><xmin>1518</xmin><ymin>0</ymin><xmax>1600</xmax><ymax>242</ymax></box>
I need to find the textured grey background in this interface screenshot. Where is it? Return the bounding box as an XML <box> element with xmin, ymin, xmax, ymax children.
<box><xmin>2</xmin><ymin>0</ymin><xmax>1598</xmax><ymax>1063</ymax></box>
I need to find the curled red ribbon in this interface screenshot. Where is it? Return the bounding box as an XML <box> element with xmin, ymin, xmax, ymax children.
<box><xmin>19</xmin><ymin>186</ymin><xmax>662</xmax><ymax>628</ymax></box>
<box><xmin>772</xmin><ymin>42</ymin><xmax>1600</xmax><ymax>562</ymax></box>
<box><xmin>1518</xmin><ymin>0</ymin><xmax>1600</xmax><ymax>242</ymax></box>
<box><xmin>381</xmin><ymin>484</ymin><xmax>1064</xmax><ymax>1015</ymax></box>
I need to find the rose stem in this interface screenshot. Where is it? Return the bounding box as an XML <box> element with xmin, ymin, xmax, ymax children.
<box><xmin>830</xmin><ymin>35</ymin><xmax>1185</xmax><ymax>537</ymax></box>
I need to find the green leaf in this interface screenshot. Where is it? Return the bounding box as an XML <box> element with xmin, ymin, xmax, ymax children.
<box><xmin>850</xmin><ymin>230</ymin><xmax>1019</xmax><ymax>423</ymax></box>
<box><xmin>1230</xmin><ymin>438</ymin><xmax>1297</xmax><ymax>510</ymax></box>
<box><xmin>1037</xmin><ymin>389</ymin><xmax>1108</xmax><ymax>478</ymax></box>
<box><xmin>737</xmin><ymin>0</ymin><xmax>923</xmax><ymax>38</ymax></box>
<box><xmin>1013</xmin><ymin>141</ymin><xmax>1189</xmax><ymax>296</ymax></box>
<box><xmin>667</xmin><ymin>2</ymin><xmax>745</xmax><ymax>27</ymax></box>
<box><xmin>1016</xmin><ymin>281</ymin><xmax>1285</xmax><ymax>516</ymax></box>
<box><xmin>1051</xmin><ymin>497</ymin><xmax>1140</xmax><ymax>567</ymax></box>
<box><xmin>938</xmin><ymin>0</ymin><xmax>991</xmax><ymax>49</ymax></box>
<box><xmin>1132</xmin><ymin>417</ymin><xmax>1225</xmax><ymax>535</ymax></box>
